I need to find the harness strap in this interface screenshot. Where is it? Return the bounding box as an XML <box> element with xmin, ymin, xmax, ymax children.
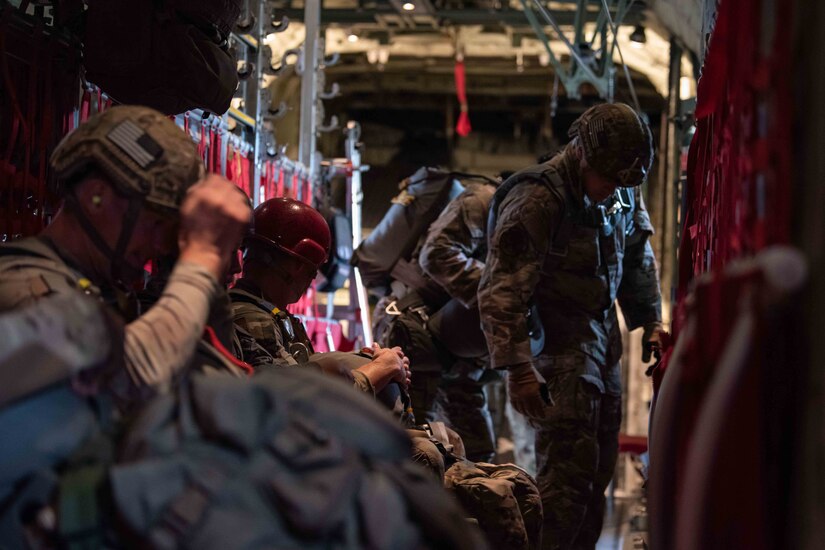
<box><xmin>203</xmin><ymin>325</ymin><xmax>254</xmax><ymax>376</ymax></box>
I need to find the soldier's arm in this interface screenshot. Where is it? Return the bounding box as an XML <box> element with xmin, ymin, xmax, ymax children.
<box><xmin>419</xmin><ymin>188</ymin><xmax>492</xmax><ymax>307</ymax></box>
<box><xmin>122</xmin><ymin>261</ymin><xmax>222</xmax><ymax>392</ymax></box>
<box><xmin>478</xmin><ymin>183</ymin><xmax>558</xmax><ymax>369</ymax></box>
<box><xmin>617</xmin><ymin>190</ymin><xmax>663</xmax><ymax>330</ymax></box>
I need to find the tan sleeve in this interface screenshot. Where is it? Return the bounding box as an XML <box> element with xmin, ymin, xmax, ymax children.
<box><xmin>122</xmin><ymin>261</ymin><xmax>219</xmax><ymax>393</ymax></box>
<box><xmin>351</xmin><ymin>369</ymin><xmax>376</xmax><ymax>396</ymax></box>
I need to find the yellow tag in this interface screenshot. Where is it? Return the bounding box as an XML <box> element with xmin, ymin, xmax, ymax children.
<box><xmin>78</xmin><ymin>278</ymin><xmax>93</xmax><ymax>290</ymax></box>
<box><xmin>391</xmin><ymin>189</ymin><xmax>415</xmax><ymax>207</ymax></box>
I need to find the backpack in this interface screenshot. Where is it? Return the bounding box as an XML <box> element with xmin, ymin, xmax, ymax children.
<box><xmin>372</xmin><ymin>292</ymin><xmax>448</xmax><ymax>374</ymax></box>
<box><xmin>352</xmin><ymin>167</ymin><xmax>494</xmax><ymax>292</ymax></box>
<box><xmin>317</xmin><ymin>208</ymin><xmax>353</xmax><ymax>293</ymax></box>
<box><xmin>84</xmin><ymin>0</ymin><xmax>241</xmax><ymax>115</ymax></box>
<box><xmin>1</xmin><ymin>361</ymin><xmax>486</xmax><ymax>548</ymax></box>
<box><xmin>112</xmin><ymin>369</ymin><xmax>485</xmax><ymax>549</ymax></box>
<box><xmin>445</xmin><ymin>461</ymin><xmax>543</xmax><ymax>550</ymax></box>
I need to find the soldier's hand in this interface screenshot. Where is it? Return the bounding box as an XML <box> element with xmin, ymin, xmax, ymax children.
<box><xmin>642</xmin><ymin>322</ymin><xmax>664</xmax><ymax>363</ymax></box>
<box><xmin>507</xmin><ymin>362</ymin><xmax>549</xmax><ymax>420</ymax></box>
<box><xmin>178</xmin><ymin>174</ymin><xmax>252</xmax><ymax>280</ymax></box>
<box><xmin>356</xmin><ymin>343</ymin><xmax>407</xmax><ymax>392</ymax></box>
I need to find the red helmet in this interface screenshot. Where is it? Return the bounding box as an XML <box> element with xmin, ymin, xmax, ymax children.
<box><xmin>247</xmin><ymin>198</ymin><xmax>331</xmax><ymax>268</ymax></box>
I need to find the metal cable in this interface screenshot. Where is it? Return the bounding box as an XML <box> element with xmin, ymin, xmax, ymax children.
<box><xmin>600</xmin><ymin>0</ymin><xmax>642</xmax><ymax>111</ymax></box>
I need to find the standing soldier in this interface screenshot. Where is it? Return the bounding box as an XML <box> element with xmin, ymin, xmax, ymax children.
<box><xmin>418</xmin><ymin>180</ymin><xmax>499</xmax><ymax>463</ymax></box>
<box><xmin>478</xmin><ymin>103</ymin><xmax>663</xmax><ymax>550</ymax></box>
<box><xmin>0</xmin><ymin>106</ymin><xmax>251</xmax><ymax>405</ymax></box>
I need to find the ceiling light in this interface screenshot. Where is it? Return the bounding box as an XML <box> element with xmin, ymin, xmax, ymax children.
<box><xmin>402</xmin><ymin>2</ymin><xmax>415</xmax><ymax>11</ymax></box>
<box><xmin>629</xmin><ymin>25</ymin><xmax>647</xmax><ymax>47</ymax></box>
<box><xmin>347</xmin><ymin>32</ymin><xmax>359</xmax><ymax>43</ymax></box>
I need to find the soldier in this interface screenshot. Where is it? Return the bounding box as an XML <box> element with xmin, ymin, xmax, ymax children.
<box><xmin>231</xmin><ymin>197</ymin><xmax>411</xmax><ymax>394</ymax></box>
<box><xmin>478</xmin><ymin>103</ymin><xmax>663</xmax><ymax>550</ymax></box>
<box><xmin>0</xmin><ymin>105</ymin><xmax>251</xmax><ymax>406</ymax></box>
<box><xmin>417</xmin><ymin>180</ymin><xmax>499</xmax><ymax>463</ymax></box>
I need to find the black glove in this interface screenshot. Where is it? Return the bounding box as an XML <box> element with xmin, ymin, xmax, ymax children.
<box><xmin>642</xmin><ymin>322</ymin><xmax>663</xmax><ymax>363</ymax></box>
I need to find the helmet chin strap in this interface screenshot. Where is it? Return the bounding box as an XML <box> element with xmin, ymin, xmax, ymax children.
<box><xmin>64</xmin><ymin>189</ymin><xmax>145</xmax><ymax>289</ymax></box>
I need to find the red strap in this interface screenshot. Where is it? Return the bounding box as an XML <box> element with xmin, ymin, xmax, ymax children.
<box><xmin>454</xmin><ymin>60</ymin><xmax>471</xmax><ymax>137</ymax></box>
<box><xmin>203</xmin><ymin>325</ymin><xmax>254</xmax><ymax>376</ymax></box>
<box><xmin>276</xmin><ymin>166</ymin><xmax>285</xmax><ymax>197</ymax></box>
<box><xmin>80</xmin><ymin>86</ymin><xmax>91</xmax><ymax>123</ymax></box>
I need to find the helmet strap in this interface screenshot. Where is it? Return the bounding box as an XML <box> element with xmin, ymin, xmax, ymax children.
<box><xmin>65</xmin><ymin>189</ymin><xmax>145</xmax><ymax>288</ymax></box>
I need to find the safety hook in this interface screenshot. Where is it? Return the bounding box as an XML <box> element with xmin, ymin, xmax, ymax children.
<box><xmin>269</xmin><ymin>48</ymin><xmax>301</xmax><ymax>76</ymax></box>
<box><xmin>322</xmin><ymin>52</ymin><xmax>340</xmax><ymax>67</ymax></box>
<box><xmin>267</xmin><ymin>101</ymin><xmax>289</xmax><ymax>120</ymax></box>
<box><xmin>319</xmin><ymin>82</ymin><xmax>341</xmax><ymax>100</ymax></box>
<box><xmin>235</xmin><ymin>11</ymin><xmax>256</xmax><ymax>33</ymax></box>
<box><xmin>318</xmin><ymin>115</ymin><xmax>339</xmax><ymax>133</ymax></box>
<box><xmin>271</xmin><ymin>15</ymin><xmax>290</xmax><ymax>33</ymax></box>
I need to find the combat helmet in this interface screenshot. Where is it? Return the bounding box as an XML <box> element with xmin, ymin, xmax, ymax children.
<box><xmin>50</xmin><ymin>105</ymin><xmax>204</xmax><ymax>212</ymax></box>
<box><xmin>49</xmin><ymin>106</ymin><xmax>204</xmax><ymax>285</ymax></box>
<box><xmin>568</xmin><ymin>102</ymin><xmax>653</xmax><ymax>187</ymax></box>
<box><xmin>246</xmin><ymin>198</ymin><xmax>331</xmax><ymax>269</ymax></box>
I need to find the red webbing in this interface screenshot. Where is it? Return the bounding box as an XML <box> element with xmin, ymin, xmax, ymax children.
<box><xmin>454</xmin><ymin>60</ymin><xmax>471</xmax><ymax>137</ymax></box>
<box><xmin>680</xmin><ymin>0</ymin><xmax>792</xmax><ymax>294</ymax></box>
<box><xmin>203</xmin><ymin>325</ymin><xmax>254</xmax><ymax>376</ymax></box>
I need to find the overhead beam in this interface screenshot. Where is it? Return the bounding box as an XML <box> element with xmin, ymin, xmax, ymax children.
<box><xmin>273</xmin><ymin>7</ymin><xmax>645</xmax><ymax>27</ymax></box>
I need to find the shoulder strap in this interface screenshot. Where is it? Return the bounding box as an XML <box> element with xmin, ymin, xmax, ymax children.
<box><xmin>0</xmin><ymin>237</ymin><xmax>60</xmax><ymax>261</ymax></box>
<box><xmin>486</xmin><ymin>165</ymin><xmax>571</xmax><ymax>254</ymax></box>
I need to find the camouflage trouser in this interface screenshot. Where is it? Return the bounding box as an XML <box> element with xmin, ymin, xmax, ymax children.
<box><xmin>409</xmin><ymin>361</ymin><xmax>497</xmax><ymax>463</ymax></box>
<box><xmin>531</xmin><ymin>355</ymin><xmax>622</xmax><ymax>550</ymax></box>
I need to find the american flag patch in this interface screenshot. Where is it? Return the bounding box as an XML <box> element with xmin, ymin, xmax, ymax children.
<box><xmin>107</xmin><ymin>120</ymin><xmax>163</xmax><ymax>168</ymax></box>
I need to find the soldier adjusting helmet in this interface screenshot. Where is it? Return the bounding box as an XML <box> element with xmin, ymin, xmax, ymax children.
<box><xmin>49</xmin><ymin>106</ymin><xmax>204</xmax><ymax>286</ymax></box>
<box><xmin>50</xmin><ymin>105</ymin><xmax>204</xmax><ymax>212</ymax></box>
<box><xmin>568</xmin><ymin>102</ymin><xmax>653</xmax><ymax>187</ymax></box>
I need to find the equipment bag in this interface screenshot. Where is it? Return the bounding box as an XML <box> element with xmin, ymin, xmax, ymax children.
<box><xmin>352</xmin><ymin>167</ymin><xmax>494</xmax><ymax>290</ymax></box>
<box><xmin>373</xmin><ymin>293</ymin><xmax>447</xmax><ymax>374</ymax></box>
<box><xmin>445</xmin><ymin>461</ymin><xmax>543</xmax><ymax>550</ymax></box>
<box><xmin>84</xmin><ymin>0</ymin><xmax>241</xmax><ymax>115</ymax></box>
<box><xmin>317</xmin><ymin>208</ymin><xmax>353</xmax><ymax>293</ymax></box>
<box><xmin>112</xmin><ymin>368</ymin><xmax>484</xmax><ymax>550</ymax></box>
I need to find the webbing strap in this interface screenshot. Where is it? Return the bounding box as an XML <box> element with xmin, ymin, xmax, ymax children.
<box><xmin>154</xmin><ymin>465</ymin><xmax>227</xmax><ymax>546</ymax></box>
<box><xmin>203</xmin><ymin>325</ymin><xmax>254</xmax><ymax>376</ymax></box>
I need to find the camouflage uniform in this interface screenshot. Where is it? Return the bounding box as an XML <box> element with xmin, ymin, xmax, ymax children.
<box><xmin>418</xmin><ymin>182</ymin><xmax>499</xmax><ymax>463</ymax></box>
<box><xmin>229</xmin><ymin>278</ymin><xmax>375</xmax><ymax>394</ymax></box>
<box><xmin>478</xmin><ymin>146</ymin><xmax>661</xmax><ymax>549</ymax></box>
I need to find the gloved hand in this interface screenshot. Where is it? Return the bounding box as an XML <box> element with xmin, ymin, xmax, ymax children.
<box><xmin>507</xmin><ymin>362</ymin><xmax>549</xmax><ymax>420</ymax></box>
<box><xmin>642</xmin><ymin>322</ymin><xmax>664</xmax><ymax>363</ymax></box>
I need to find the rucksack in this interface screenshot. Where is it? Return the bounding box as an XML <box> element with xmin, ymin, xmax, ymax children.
<box><xmin>372</xmin><ymin>292</ymin><xmax>448</xmax><ymax>374</ymax></box>
<box><xmin>84</xmin><ymin>0</ymin><xmax>241</xmax><ymax>115</ymax></box>
<box><xmin>317</xmin><ymin>208</ymin><xmax>353</xmax><ymax>293</ymax></box>
<box><xmin>0</xmin><ymin>324</ymin><xmax>485</xmax><ymax>548</ymax></box>
<box><xmin>352</xmin><ymin>167</ymin><xmax>495</xmax><ymax>292</ymax></box>
<box><xmin>445</xmin><ymin>461</ymin><xmax>543</xmax><ymax>550</ymax></box>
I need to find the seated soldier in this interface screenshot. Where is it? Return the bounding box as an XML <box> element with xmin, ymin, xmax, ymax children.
<box><xmin>231</xmin><ymin>198</ymin><xmax>410</xmax><ymax>394</ymax></box>
<box><xmin>0</xmin><ymin>106</ymin><xmax>251</xmax><ymax>408</ymax></box>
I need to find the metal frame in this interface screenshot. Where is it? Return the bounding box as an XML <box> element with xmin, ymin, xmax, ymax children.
<box><xmin>519</xmin><ymin>0</ymin><xmax>638</xmax><ymax>102</ymax></box>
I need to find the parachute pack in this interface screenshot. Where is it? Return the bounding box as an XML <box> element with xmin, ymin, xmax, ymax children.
<box><xmin>352</xmin><ymin>166</ymin><xmax>495</xmax><ymax>293</ymax></box>
<box><xmin>0</xmin><ymin>326</ymin><xmax>485</xmax><ymax>549</ymax></box>
<box><xmin>84</xmin><ymin>0</ymin><xmax>241</xmax><ymax>115</ymax></box>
